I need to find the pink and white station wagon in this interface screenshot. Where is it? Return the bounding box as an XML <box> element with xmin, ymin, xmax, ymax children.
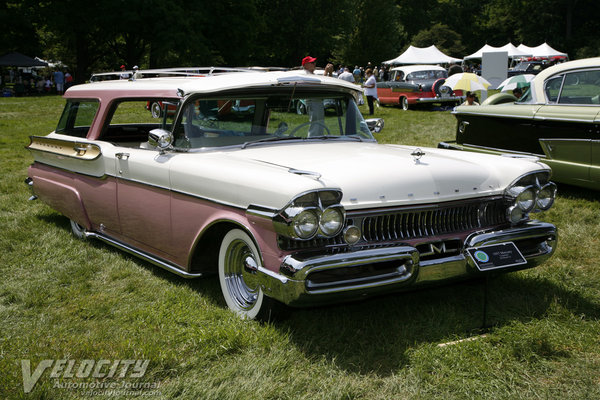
<box><xmin>26</xmin><ymin>69</ymin><xmax>558</xmax><ymax>319</ymax></box>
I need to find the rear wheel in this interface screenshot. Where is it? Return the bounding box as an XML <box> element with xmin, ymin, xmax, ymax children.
<box><xmin>218</xmin><ymin>229</ymin><xmax>282</xmax><ymax>320</ymax></box>
<box><xmin>400</xmin><ymin>97</ymin><xmax>409</xmax><ymax>110</ymax></box>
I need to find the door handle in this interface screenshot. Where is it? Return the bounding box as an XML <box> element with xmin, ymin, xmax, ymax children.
<box><xmin>116</xmin><ymin>152</ymin><xmax>130</xmax><ymax>160</ymax></box>
<box><xmin>73</xmin><ymin>145</ymin><xmax>88</xmax><ymax>156</ymax></box>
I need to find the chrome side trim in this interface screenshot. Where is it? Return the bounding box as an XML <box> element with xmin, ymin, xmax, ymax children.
<box><xmin>416</xmin><ymin>96</ymin><xmax>463</xmax><ymax>103</ymax></box>
<box><xmin>84</xmin><ymin>231</ymin><xmax>203</xmax><ymax>278</ymax></box>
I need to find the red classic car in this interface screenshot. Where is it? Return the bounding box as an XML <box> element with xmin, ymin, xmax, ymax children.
<box><xmin>377</xmin><ymin>65</ymin><xmax>464</xmax><ymax>110</ymax></box>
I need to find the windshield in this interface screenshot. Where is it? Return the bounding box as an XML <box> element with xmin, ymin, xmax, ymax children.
<box><xmin>173</xmin><ymin>93</ymin><xmax>374</xmax><ymax>149</ymax></box>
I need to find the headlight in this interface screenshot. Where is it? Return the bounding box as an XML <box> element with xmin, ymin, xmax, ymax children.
<box><xmin>505</xmin><ymin>171</ymin><xmax>557</xmax><ymax>225</ymax></box>
<box><xmin>536</xmin><ymin>183</ymin><xmax>557</xmax><ymax>210</ymax></box>
<box><xmin>273</xmin><ymin>190</ymin><xmax>346</xmax><ymax>240</ymax></box>
<box><xmin>319</xmin><ymin>206</ymin><xmax>344</xmax><ymax>236</ymax></box>
<box><xmin>293</xmin><ymin>209</ymin><xmax>319</xmax><ymax>239</ymax></box>
<box><xmin>514</xmin><ymin>186</ymin><xmax>536</xmax><ymax>212</ymax></box>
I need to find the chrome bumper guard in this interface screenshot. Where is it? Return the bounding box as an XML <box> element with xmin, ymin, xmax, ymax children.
<box><xmin>257</xmin><ymin>221</ymin><xmax>557</xmax><ymax>307</ymax></box>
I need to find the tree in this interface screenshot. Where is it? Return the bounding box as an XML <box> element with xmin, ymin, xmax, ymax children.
<box><xmin>338</xmin><ymin>0</ymin><xmax>406</xmax><ymax>66</ymax></box>
<box><xmin>412</xmin><ymin>24</ymin><xmax>465</xmax><ymax>58</ymax></box>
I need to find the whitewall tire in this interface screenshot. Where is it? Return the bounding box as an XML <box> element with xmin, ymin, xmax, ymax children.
<box><xmin>218</xmin><ymin>229</ymin><xmax>280</xmax><ymax>320</ymax></box>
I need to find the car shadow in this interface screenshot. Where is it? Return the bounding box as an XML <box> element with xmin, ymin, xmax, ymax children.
<box><xmin>556</xmin><ymin>182</ymin><xmax>599</xmax><ymax>202</ymax></box>
<box><xmin>275</xmin><ymin>273</ymin><xmax>599</xmax><ymax>376</ymax></box>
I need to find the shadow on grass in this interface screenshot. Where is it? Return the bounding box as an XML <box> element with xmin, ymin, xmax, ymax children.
<box><xmin>276</xmin><ymin>272</ymin><xmax>600</xmax><ymax>376</ymax></box>
<box><xmin>555</xmin><ymin>182</ymin><xmax>600</xmax><ymax>202</ymax></box>
<box><xmin>39</xmin><ymin>213</ymin><xmax>600</xmax><ymax>377</ymax></box>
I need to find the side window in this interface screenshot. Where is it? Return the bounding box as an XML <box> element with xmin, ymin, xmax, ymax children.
<box><xmin>558</xmin><ymin>70</ymin><xmax>600</xmax><ymax>105</ymax></box>
<box><xmin>100</xmin><ymin>100</ymin><xmax>176</xmax><ymax>144</ymax></box>
<box><xmin>56</xmin><ymin>100</ymin><xmax>99</xmax><ymax>138</ymax></box>
<box><xmin>544</xmin><ymin>75</ymin><xmax>563</xmax><ymax>103</ymax></box>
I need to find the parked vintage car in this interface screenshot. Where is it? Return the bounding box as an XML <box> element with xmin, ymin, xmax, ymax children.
<box><xmin>26</xmin><ymin>70</ymin><xmax>558</xmax><ymax>319</ymax></box>
<box><xmin>377</xmin><ymin>65</ymin><xmax>464</xmax><ymax>110</ymax></box>
<box><xmin>440</xmin><ymin>57</ymin><xmax>600</xmax><ymax>190</ymax></box>
<box><xmin>507</xmin><ymin>61</ymin><xmax>549</xmax><ymax>77</ymax></box>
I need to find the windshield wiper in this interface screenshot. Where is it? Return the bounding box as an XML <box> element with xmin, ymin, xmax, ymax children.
<box><xmin>241</xmin><ymin>135</ymin><xmax>302</xmax><ymax>149</ymax></box>
<box><xmin>308</xmin><ymin>135</ymin><xmax>364</xmax><ymax>142</ymax></box>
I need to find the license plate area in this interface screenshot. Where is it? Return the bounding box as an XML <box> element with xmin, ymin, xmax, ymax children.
<box><xmin>467</xmin><ymin>242</ymin><xmax>527</xmax><ymax>271</ymax></box>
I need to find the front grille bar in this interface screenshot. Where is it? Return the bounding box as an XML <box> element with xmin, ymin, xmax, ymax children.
<box><xmin>362</xmin><ymin>200</ymin><xmax>506</xmax><ymax>242</ymax></box>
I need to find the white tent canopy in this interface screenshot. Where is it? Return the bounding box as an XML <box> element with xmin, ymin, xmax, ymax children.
<box><xmin>383</xmin><ymin>45</ymin><xmax>462</xmax><ymax>65</ymax></box>
<box><xmin>516</xmin><ymin>43</ymin><xmax>568</xmax><ymax>59</ymax></box>
<box><xmin>464</xmin><ymin>43</ymin><xmax>532</xmax><ymax>60</ymax></box>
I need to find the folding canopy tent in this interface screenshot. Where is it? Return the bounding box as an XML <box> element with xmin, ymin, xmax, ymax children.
<box><xmin>0</xmin><ymin>52</ymin><xmax>48</xmax><ymax>67</ymax></box>
<box><xmin>383</xmin><ymin>45</ymin><xmax>462</xmax><ymax>65</ymax></box>
<box><xmin>464</xmin><ymin>43</ymin><xmax>532</xmax><ymax>60</ymax></box>
<box><xmin>516</xmin><ymin>43</ymin><xmax>568</xmax><ymax>59</ymax></box>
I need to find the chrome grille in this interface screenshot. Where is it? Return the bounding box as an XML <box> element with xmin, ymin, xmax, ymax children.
<box><xmin>362</xmin><ymin>199</ymin><xmax>507</xmax><ymax>242</ymax></box>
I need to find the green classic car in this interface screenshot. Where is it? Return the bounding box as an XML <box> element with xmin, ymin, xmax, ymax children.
<box><xmin>439</xmin><ymin>57</ymin><xmax>600</xmax><ymax>190</ymax></box>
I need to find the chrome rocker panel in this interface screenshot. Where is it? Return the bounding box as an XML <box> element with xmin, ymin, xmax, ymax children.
<box><xmin>257</xmin><ymin>221</ymin><xmax>557</xmax><ymax>307</ymax></box>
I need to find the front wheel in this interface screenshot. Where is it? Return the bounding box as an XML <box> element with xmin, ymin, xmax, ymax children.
<box><xmin>218</xmin><ymin>229</ymin><xmax>282</xmax><ymax>320</ymax></box>
<box><xmin>400</xmin><ymin>97</ymin><xmax>409</xmax><ymax>111</ymax></box>
<box><xmin>70</xmin><ymin>219</ymin><xmax>88</xmax><ymax>240</ymax></box>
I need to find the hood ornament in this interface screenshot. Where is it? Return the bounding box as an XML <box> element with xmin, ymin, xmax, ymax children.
<box><xmin>411</xmin><ymin>148</ymin><xmax>425</xmax><ymax>162</ymax></box>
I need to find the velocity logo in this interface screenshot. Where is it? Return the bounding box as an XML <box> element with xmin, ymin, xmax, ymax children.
<box><xmin>21</xmin><ymin>359</ymin><xmax>149</xmax><ymax>393</ymax></box>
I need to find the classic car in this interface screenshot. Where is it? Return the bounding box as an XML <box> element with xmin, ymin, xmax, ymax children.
<box><xmin>26</xmin><ymin>69</ymin><xmax>557</xmax><ymax>320</ymax></box>
<box><xmin>507</xmin><ymin>61</ymin><xmax>549</xmax><ymax>77</ymax></box>
<box><xmin>377</xmin><ymin>65</ymin><xmax>464</xmax><ymax>110</ymax></box>
<box><xmin>440</xmin><ymin>57</ymin><xmax>600</xmax><ymax>190</ymax></box>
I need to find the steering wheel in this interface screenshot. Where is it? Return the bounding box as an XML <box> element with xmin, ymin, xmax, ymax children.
<box><xmin>289</xmin><ymin>121</ymin><xmax>331</xmax><ymax>137</ymax></box>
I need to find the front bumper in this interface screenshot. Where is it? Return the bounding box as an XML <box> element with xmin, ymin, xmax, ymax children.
<box><xmin>258</xmin><ymin>221</ymin><xmax>557</xmax><ymax>307</ymax></box>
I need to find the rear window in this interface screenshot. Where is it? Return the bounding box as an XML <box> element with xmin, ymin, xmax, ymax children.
<box><xmin>55</xmin><ymin>100</ymin><xmax>99</xmax><ymax>138</ymax></box>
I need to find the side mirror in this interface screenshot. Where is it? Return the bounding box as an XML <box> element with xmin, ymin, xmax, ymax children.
<box><xmin>365</xmin><ymin>118</ymin><xmax>384</xmax><ymax>133</ymax></box>
<box><xmin>148</xmin><ymin>129</ymin><xmax>173</xmax><ymax>152</ymax></box>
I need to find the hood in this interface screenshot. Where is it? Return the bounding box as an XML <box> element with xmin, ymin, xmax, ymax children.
<box><xmin>228</xmin><ymin>141</ymin><xmax>547</xmax><ymax>210</ymax></box>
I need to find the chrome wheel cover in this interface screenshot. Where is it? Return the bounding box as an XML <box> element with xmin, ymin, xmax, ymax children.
<box><xmin>222</xmin><ymin>238</ymin><xmax>261</xmax><ymax>311</ymax></box>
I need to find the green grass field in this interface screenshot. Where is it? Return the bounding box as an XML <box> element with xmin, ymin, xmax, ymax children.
<box><xmin>1</xmin><ymin>95</ymin><xmax>599</xmax><ymax>399</ymax></box>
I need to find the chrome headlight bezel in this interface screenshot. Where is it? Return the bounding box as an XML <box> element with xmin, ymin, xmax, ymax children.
<box><xmin>273</xmin><ymin>190</ymin><xmax>346</xmax><ymax>240</ymax></box>
<box><xmin>505</xmin><ymin>170</ymin><xmax>556</xmax><ymax>225</ymax></box>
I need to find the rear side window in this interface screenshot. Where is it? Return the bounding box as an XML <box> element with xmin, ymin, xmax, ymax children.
<box><xmin>100</xmin><ymin>100</ymin><xmax>177</xmax><ymax>144</ymax></box>
<box><xmin>56</xmin><ymin>100</ymin><xmax>99</xmax><ymax>138</ymax></box>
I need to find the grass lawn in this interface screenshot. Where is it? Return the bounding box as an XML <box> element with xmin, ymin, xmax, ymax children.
<box><xmin>1</xmin><ymin>95</ymin><xmax>599</xmax><ymax>399</ymax></box>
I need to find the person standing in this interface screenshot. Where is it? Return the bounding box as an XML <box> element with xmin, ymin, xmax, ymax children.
<box><xmin>362</xmin><ymin>69</ymin><xmax>377</xmax><ymax>115</ymax></box>
<box><xmin>338</xmin><ymin>67</ymin><xmax>355</xmax><ymax>83</ymax></box>
<box><xmin>53</xmin><ymin>69</ymin><xmax>65</xmax><ymax>95</ymax></box>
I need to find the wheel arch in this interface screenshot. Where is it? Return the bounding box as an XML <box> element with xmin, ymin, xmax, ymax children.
<box><xmin>188</xmin><ymin>219</ymin><xmax>264</xmax><ymax>275</ymax></box>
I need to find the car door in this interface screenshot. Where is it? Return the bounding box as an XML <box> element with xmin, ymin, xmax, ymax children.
<box><xmin>101</xmin><ymin>99</ymin><xmax>177</xmax><ymax>254</ymax></box>
<box><xmin>114</xmin><ymin>147</ymin><xmax>174</xmax><ymax>254</ymax></box>
<box><xmin>27</xmin><ymin>100</ymin><xmax>121</xmax><ymax>235</ymax></box>
<box><xmin>534</xmin><ymin>69</ymin><xmax>600</xmax><ymax>183</ymax></box>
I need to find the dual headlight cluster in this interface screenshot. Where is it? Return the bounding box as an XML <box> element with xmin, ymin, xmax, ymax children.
<box><xmin>274</xmin><ymin>190</ymin><xmax>345</xmax><ymax>240</ymax></box>
<box><xmin>505</xmin><ymin>171</ymin><xmax>557</xmax><ymax>224</ymax></box>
